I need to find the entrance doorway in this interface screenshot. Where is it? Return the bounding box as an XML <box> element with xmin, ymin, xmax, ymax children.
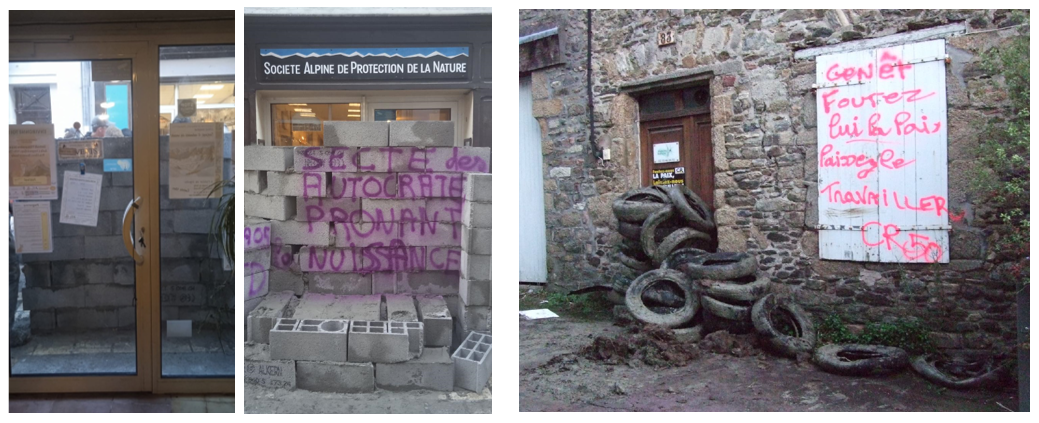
<box><xmin>637</xmin><ymin>85</ymin><xmax>714</xmax><ymax>209</ymax></box>
<box><xmin>8</xmin><ymin>12</ymin><xmax>234</xmax><ymax>394</ymax></box>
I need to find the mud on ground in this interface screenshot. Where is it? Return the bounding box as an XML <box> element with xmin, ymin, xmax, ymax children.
<box><xmin>519</xmin><ymin>316</ymin><xmax>1018</xmax><ymax>412</ymax></box>
<box><xmin>245</xmin><ymin>382</ymin><xmax>491</xmax><ymax>414</ymax></box>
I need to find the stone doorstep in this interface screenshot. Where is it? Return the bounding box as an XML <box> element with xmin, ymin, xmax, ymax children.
<box><xmin>452</xmin><ymin>331</ymin><xmax>492</xmax><ymax>392</ymax></box>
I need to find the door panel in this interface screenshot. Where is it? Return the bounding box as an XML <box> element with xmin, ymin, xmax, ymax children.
<box><xmin>639</xmin><ymin>114</ymin><xmax>714</xmax><ymax>210</ymax></box>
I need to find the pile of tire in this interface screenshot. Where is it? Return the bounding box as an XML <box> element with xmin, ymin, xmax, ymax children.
<box><xmin>611</xmin><ymin>186</ymin><xmax>773</xmax><ymax>334</ymax></box>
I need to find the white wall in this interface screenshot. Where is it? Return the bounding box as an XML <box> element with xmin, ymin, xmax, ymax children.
<box><xmin>8</xmin><ymin>62</ymin><xmax>85</xmax><ymax>129</ymax></box>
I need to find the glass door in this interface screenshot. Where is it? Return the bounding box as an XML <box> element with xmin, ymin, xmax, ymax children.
<box><xmin>10</xmin><ymin>31</ymin><xmax>235</xmax><ymax>395</ymax></box>
<box><xmin>9</xmin><ymin>42</ymin><xmax>153</xmax><ymax>393</ymax></box>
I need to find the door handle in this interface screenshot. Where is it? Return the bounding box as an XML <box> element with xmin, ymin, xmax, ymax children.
<box><xmin>122</xmin><ymin>196</ymin><xmax>144</xmax><ymax>265</ymax></box>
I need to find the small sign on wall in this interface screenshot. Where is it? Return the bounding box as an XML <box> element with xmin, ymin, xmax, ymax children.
<box><xmin>57</xmin><ymin>140</ymin><xmax>104</xmax><ymax>161</ymax></box>
<box><xmin>653</xmin><ymin>142</ymin><xmax>680</xmax><ymax>164</ymax></box>
<box><xmin>651</xmin><ymin>168</ymin><xmax>684</xmax><ymax>187</ymax></box>
<box><xmin>658</xmin><ymin>30</ymin><xmax>675</xmax><ymax>47</ymax></box>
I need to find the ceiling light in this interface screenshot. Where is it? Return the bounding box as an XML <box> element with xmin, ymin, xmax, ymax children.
<box><xmin>299</xmin><ymin>113</ymin><xmax>316</xmax><ymax>117</ymax></box>
<box><xmin>348</xmin><ymin>109</ymin><xmax>360</xmax><ymax>113</ymax></box>
<box><xmin>347</xmin><ymin>114</ymin><xmax>360</xmax><ymax>118</ymax></box>
<box><xmin>100</xmin><ymin>102</ymin><xmax>115</xmax><ymax>109</ymax></box>
<box><xmin>200</xmin><ymin>84</ymin><xmax>224</xmax><ymax>90</ymax></box>
<box><xmin>196</xmin><ymin>100</ymin><xmax>206</xmax><ymax>104</ymax></box>
<box><xmin>98</xmin><ymin>114</ymin><xmax>109</xmax><ymax>120</ymax></box>
<box><xmin>289</xmin><ymin>103</ymin><xmax>307</xmax><ymax>106</ymax></box>
<box><xmin>294</xmin><ymin>108</ymin><xmax>312</xmax><ymax>113</ymax></box>
<box><xmin>194</xmin><ymin>94</ymin><xmax>214</xmax><ymax>99</ymax></box>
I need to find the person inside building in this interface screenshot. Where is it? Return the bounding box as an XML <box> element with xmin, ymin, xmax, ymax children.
<box><xmin>87</xmin><ymin>116</ymin><xmax>106</xmax><ymax>138</ymax></box>
<box><xmin>63</xmin><ymin>121</ymin><xmax>83</xmax><ymax>138</ymax></box>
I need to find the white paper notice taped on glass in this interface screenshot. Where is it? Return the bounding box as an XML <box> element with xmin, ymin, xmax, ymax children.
<box><xmin>519</xmin><ymin>309</ymin><xmax>559</xmax><ymax>320</ymax></box>
<box><xmin>9</xmin><ymin>124</ymin><xmax>59</xmax><ymax>200</ymax></box>
<box><xmin>59</xmin><ymin>171</ymin><xmax>103</xmax><ymax>227</ymax></box>
<box><xmin>169</xmin><ymin>122</ymin><xmax>224</xmax><ymax>199</ymax></box>
<box><xmin>653</xmin><ymin>141</ymin><xmax>680</xmax><ymax>164</ymax></box>
<box><xmin>13</xmin><ymin>201</ymin><xmax>54</xmax><ymax>254</ymax></box>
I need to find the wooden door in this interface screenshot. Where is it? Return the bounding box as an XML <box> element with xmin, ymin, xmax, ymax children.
<box><xmin>640</xmin><ymin>114</ymin><xmax>714</xmax><ymax>210</ymax></box>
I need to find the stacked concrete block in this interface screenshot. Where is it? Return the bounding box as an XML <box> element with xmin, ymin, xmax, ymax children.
<box><xmin>376</xmin><ymin>347</ymin><xmax>455</xmax><ymax>391</ymax></box>
<box><xmin>245</xmin><ymin>122</ymin><xmax>492</xmax><ymax>392</ymax></box>
<box><xmin>452</xmin><ymin>332</ymin><xmax>492</xmax><ymax>392</ymax></box>
<box><xmin>296</xmin><ymin>361</ymin><xmax>375</xmax><ymax>393</ymax></box>
<box><xmin>244</xmin><ymin>219</ymin><xmax>272</xmax><ymax>314</ymax></box>
<box><xmin>348</xmin><ymin>320</ymin><xmax>410</xmax><ymax>363</ymax></box>
<box><xmin>459</xmin><ymin>173</ymin><xmax>492</xmax><ymax>337</ymax></box>
<box><xmin>246</xmin><ymin>291</ymin><xmax>297</xmax><ymax>344</ymax></box>
<box><xmin>245</xmin><ymin>342</ymin><xmax>296</xmax><ymax>390</ymax></box>
<box><xmin>21</xmin><ymin>136</ymin><xmax>233</xmax><ymax>333</ymax></box>
<box><xmin>269</xmin><ymin>318</ymin><xmax>349</xmax><ymax>362</ymax></box>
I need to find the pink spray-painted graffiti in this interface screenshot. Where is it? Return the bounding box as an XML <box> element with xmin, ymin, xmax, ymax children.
<box><xmin>245</xmin><ymin>262</ymin><xmax>268</xmax><ymax>297</ymax></box>
<box><xmin>244</xmin><ymin>224</ymin><xmax>271</xmax><ymax>251</ymax></box>
<box><xmin>817</xmin><ymin>43</ymin><xmax>953</xmax><ymax>263</ymax></box>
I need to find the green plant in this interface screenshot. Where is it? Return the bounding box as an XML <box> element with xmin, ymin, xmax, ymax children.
<box><xmin>197</xmin><ymin>179</ymin><xmax>234</xmax><ymax>336</ymax></box>
<box><xmin>817</xmin><ymin>314</ymin><xmax>936</xmax><ymax>355</ymax></box>
<box><xmin>971</xmin><ymin>29</ymin><xmax>1029</xmax><ymax>280</ymax></box>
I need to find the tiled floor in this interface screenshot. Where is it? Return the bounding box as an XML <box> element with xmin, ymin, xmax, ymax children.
<box><xmin>9</xmin><ymin>394</ymin><xmax>235</xmax><ymax>413</ymax></box>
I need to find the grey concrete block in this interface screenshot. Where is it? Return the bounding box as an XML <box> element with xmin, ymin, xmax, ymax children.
<box><xmin>246</xmin><ymin>291</ymin><xmax>297</xmax><ymax>344</ymax></box>
<box><xmin>348</xmin><ymin>320</ymin><xmax>411</xmax><ymax>363</ymax></box>
<box><xmin>103</xmin><ymin>138</ymin><xmax>133</xmax><ymax>158</ymax></box>
<box><xmin>266</xmin><ymin>171</ymin><xmax>328</xmax><ymax>198</ymax></box>
<box><xmin>244</xmin><ymin>248</ymin><xmax>271</xmax><ymax>275</ymax></box>
<box><xmin>416</xmin><ymin>295</ymin><xmax>453</xmax><ymax>347</ymax></box>
<box><xmin>51</xmin><ymin>212</ymin><xmax>116</xmax><ymax>237</ymax></box>
<box><xmin>385</xmin><ymin>294</ymin><xmax>419</xmax><ymax>322</ymax></box>
<box><xmin>462</xmin><ymin>200</ymin><xmax>492</xmax><ymax>228</ymax></box>
<box><xmin>294</xmin><ymin>146</ymin><xmax>358</xmax><ymax>173</ymax></box>
<box><xmin>461</xmin><ymin>226</ymin><xmax>491</xmax><ymax>255</ymax></box>
<box><xmin>460</xmin><ymin>277</ymin><xmax>490</xmax><ymax>306</ymax></box>
<box><xmin>294</xmin><ymin>293</ymin><xmax>381</xmax><ymax>321</ymax></box>
<box><xmin>161</xmin><ymin>284</ymin><xmax>206</xmax><ymax>306</ymax></box>
<box><xmin>357</xmin><ymin>146</ymin><xmax>426</xmax><ymax>172</ymax></box>
<box><xmin>30</xmin><ymin>309</ymin><xmax>56</xmax><ymax>332</ymax></box>
<box><xmin>324</xmin><ymin>121</ymin><xmax>389</xmax><ymax>147</ymax></box>
<box><xmin>84</xmin><ymin>235</ymin><xmax>132</xmax><ymax>260</ymax></box>
<box><xmin>425</xmin><ymin>147</ymin><xmax>490</xmax><ymax>173</ymax></box>
<box><xmin>99</xmin><ymin>187</ymin><xmax>135</xmax><ymax>211</ymax></box>
<box><xmin>296</xmin><ymin>361</ymin><xmax>375</xmax><ymax>393</ymax></box>
<box><xmin>461</xmin><ymin>251</ymin><xmax>491</xmax><ymax>281</ymax></box>
<box><xmin>245</xmin><ymin>170</ymin><xmax>267</xmax><ymax>194</ymax></box>
<box><xmin>173</xmin><ymin>209</ymin><xmax>216</xmax><ymax>234</ymax></box>
<box><xmin>270</xmin><ymin>318</ymin><xmax>349</xmax><ymax>362</ymax></box>
<box><xmin>56</xmin><ymin>308</ymin><xmax>118</xmax><ymax>330</ymax></box>
<box><xmin>245</xmin><ymin>193</ymin><xmax>297</xmax><ymax>220</ymax></box>
<box><xmin>270</xmin><ymin>268</ymin><xmax>305</xmax><ymax>296</ymax></box>
<box><xmin>359</xmin><ymin>198</ymin><xmax>426</xmax><ymax>222</ymax></box>
<box><xmin>306</xmin><ymin>273</ymin><xmax>371</xmax><ymax>295</ymax></box>
<box><xmin>329</xmin><ymin>172</ymin><xmax>398</xmax><ymax>199</ymax></box>
<box><xmin>298</xmin><ymin>246</ymin><xmax>366</xmax><ymax>273</ymax></box>
<box><xmin>21</xmin><ymin>237</ymin><xmax>84</xmax><ymax>262</ymax></box>
<box><xmin>297</xmin><ymin>196</ymin><xmax>361</xmax><ymax>222</ymax></box>
<box><xmin>425</xmin><ymin>198</ymin><xmax>465</xmax><ymax>223</ymax></box>
<box><xmin>393</xmin><ymin>271</ymin><xmax>461</xmax><ymax>295</ymax></box>
<box><xmin>389</xmin><ymin>121</ymin><xmax>454</xmax><ymax>147</ymax></box>
<box><xmin>462</xmin><ymin>306</ymin><xmax>492</xmax><ymax>333</ymax></box>
<box><xmin>245</xmin><ymin>270</ymin><xmax>269</xmax><ymax>301</ymax></box>
<box><xmin>245</xmin><ymin>145</ymin><xmax>294</xmax><ymax>171</ymax></box>
<box><xmin>51</xmin><ymin>260</ymin><xmax>135</xmax><ymax>287</ymax></box>
<box><xmin>159</xmin><ymin>234</ymin><xmax>211</xmax><ymax>259</ymax></box>
<box><xmin>117</xmin><ymin>306</ymin><xmax>135</xmax><ymax>327</ymax></box>
<box><xmin>245</xmin><ymin>342</ymin><xmax>296</xmax><ymax>390</ymax></box>
<box><xmin>375</xmin><ymin>347</ymin><xmax>454</xmax><ymax>391</ymax></box>
<box><xmin>244</xmin><ymin>220</ymin><xmax>272</xmax><ymax>251</ymax></box>
<box><xmin>21</xmin><ymin>262</ymin><xmax>50</xmax><ymax>288</ymax></box>
<box><xmin>272</xmin><ymin>220</ymin><xmax>332</xmax><ymax>246</ymax></box>
<box><xmin>371</xmin><ymin>273</ymin><xmax>396</xmax><ymax>294</ymax></box>
<box><xmin>452</xmin><ymin>332</ymin><xmax>492</xmax><ymax>392</ymax></box>
<box><xmin>464</xmin><ymin>172</ymin><xmax>492</xmax><ymax>203</ymax></box>
<box><xmin>161</xmin><ymin>259</ymin><xmax>200</xmax><ymax>283</ymax></box>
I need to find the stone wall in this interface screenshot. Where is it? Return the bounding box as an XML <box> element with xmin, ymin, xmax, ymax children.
<box><xmin>21</xmin><ymin>134</ymin><xmax>234</xmax><ymax>332</ymax></box>
<box><xmin>243</xmin><ymin>121</ymin><xmax>492</xmax><ymax>346</ymax></box>
<box><xmin>521</xmin><ymin>9</ymin><xmax>1028</xmax><ymax>352</ymax></box>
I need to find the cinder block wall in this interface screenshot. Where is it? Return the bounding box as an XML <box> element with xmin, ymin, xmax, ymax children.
<box><xmin>21</xmin><ymin>134</ymin><xmax>234</xmax><ymax>333</ymax></box>
<box><xmin>244</xmin><ymin>121</ymin><xmax>491</xmax><ymax>340</ymax></box>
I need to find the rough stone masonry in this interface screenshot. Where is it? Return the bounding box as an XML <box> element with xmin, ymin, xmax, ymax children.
<box><xmin>520</xmin><ymin>9</ymin><xmax>1027</xmax><ymax>353</ymax></box>
<box><xmin>244</xmin><ymin>121</ymin><xmax>492</xmax><ymax>392</ymax></box>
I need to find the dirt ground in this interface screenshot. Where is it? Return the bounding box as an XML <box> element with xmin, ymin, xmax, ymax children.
<box><xmin>519</xmin><ymin>317</ymin><xmax>1018</xmax><ymax>412</ymax></box>
<box><xmin>245</xmin><ymin>383</ymin><xmax>491</xmax><ymax>414</ymax></box>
